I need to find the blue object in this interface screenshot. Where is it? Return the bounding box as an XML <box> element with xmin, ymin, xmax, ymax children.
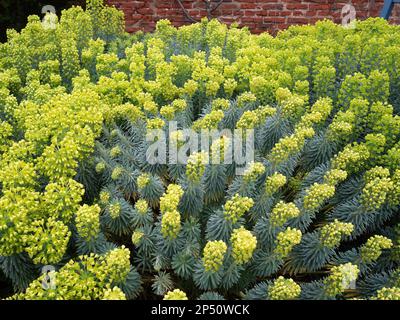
<box><xmin>381</xmin><ymin>0</ymin><xmax>400</xmax><ymax>19</ymax></box>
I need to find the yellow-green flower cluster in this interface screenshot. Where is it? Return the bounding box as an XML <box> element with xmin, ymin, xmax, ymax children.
<box><xmin>224</xmin><ymin>78</ymin><xmax>237</xmax><ymax>97</ymax></box>
<box><xmin>111</xmin><ymin>166</ymin><xmax>123</xmax><ymax>181</ymax></box>
<box><xmin>211</xmin><ymin>98</ymin><xmax>230</xmax><ymax>111</ymax></box>
<box><xmin>137</xmin><ymin>172</ymin><xmax>151</xmax><ymax>189</ymax></box>
<box><xmin>186</xmin><ymin>151</ymin><xmax>208</xmax><ymax>183</ymax></box>
<box><xmin>375</xmin><ymin>287</ymin><xmax>400</xmax><ymax>300</ymax></box>
<box><xmin>205</xmin><ymin>80</ymin><xmax>220</xmax><ymax>97</ymax></box>
<box><xmin>388</xmin><ymin>169</ymin><xmax>400</xmax><ymax>206</ymax></box>
<box><xmin>171</xmin><ymin>99</ymin><xmax>187</xmax><ymax>112</ymax></box>
<box><xmin>192</xmin><ymin>110</ymin><xmax>224</xmax><ymax>131</ymax></box>
<box><xmin>23</xmin><ymin>218</ymin><xmax>71</xmax><ymax>265</ymax></box>
<box><xmin>99</xmin><ymin>190</ymin><xmax>110</xmax><ymax>204</ymax></box>
<box><xmin>202</xmin><ymin>240</ymin><xmax>228</xmax><ymax>272</ymax></box>
<box><xmin>361</xmin><ymin>175</ymin><xmax>393</xmax><ymax>211</ymax></box>
<box><xmin>169</xmin><ymin>130</ymin><xmax>185</xmax><ymax>148</ymax></box>
<box><xmin>110</xmin><ymin>145</ymin><xmax>121</xmax><ymax>158</ymax></box>
<box><xmin>327</xmin><ymin>119</ymin><xmax>354</xmax><ymax>142</ymax></box>
<box><xmin>274</xmin><ymin>227</ymin><xmax>302</xmax><ymax>258</ymax></box>
<box><xmin>0</xmin><ymin>188</ymin><xmax>41</xmax><ymax>256</ymax></box>
<box><xmin>384</xmin><ymin>143</ymin><xmax>400</xmax><ymax>172</ymax></box>
<box><xmin>105</xmin><ymin>103</ymin><xmax>144</xmax><ymax>123</ymax></box>
<box><xmin>103</xmin><ymin>246</ymin><xmax>131</xmax><ymax>282</ymax></box>
<box><xmin>365</xmin><ymin>133</ymin><xmax>386</xmax><ymax>159</ymax></box>
<box><xmin>146</xmin><ymin>37</ymin><xmax>165</xmax><ymax>77</ymax></box>
<box><xmin>303</xmin><ymin>183</ymin><xmax>335</xmax><ymax>211</ymax></box>
<box><xmin>160</xmin><ymin>184</ymin><xmax>184</xmax><ymax>214</ymax></box>
<box><xmin>15</xmin><ymin>248</ymin><xmax>130</xmax><ymax>300</ymax></box>
<box><xmin>135</xmin><ymin>199</ymin><xmax>149</xmax><ymax>215</ymax></box>
<box><xmin>269</xmin><ymin>127</ymin><xmax>315</xmax><ymax>165</ymax></box>
<box><xmin>160</xmin><ymin>105</ymin><xmax>175</xmax><ymax>120</ymax></box>
<box><xmin>210</xmin><ymin>136</ymin><xmax>230</xmax><ymax>163</ymax></box>
<box><xmin>270</xmin><ymin>201</ymin><xmax>300</xmax><ymax>227</ymax></box>
<box><xmin>131</xmin><ymin>229</ymin><xmax>144</xmax><ymax>246</ymax></box>
<box><xmin>324</xmin><ymin>263</ymin><xmax>359</xmax><ymax>297</ymax></box>
<box><xmin>296</xmin><ymin>127</ymin><xmax>316</xmax><ymax>141</ymax></box>
<box><xmin>237</xmin><ymin>92</ymin><xmax>257</xmax><ymax>108</ymax></box>
<box><xmin>237</xmin><ymin>106</ymin><xmax>276</xmax><ymax>130</ymax></box>
<box><xmin>96</xmin><ymin>53</ymin><xmax>120</xmax><ymax>78</ymax></box>
<box><xmin>249</xmin><ymin>75</ymin><xmax>275</xmax><ymax>104</ymax></box>
<box><xmin>236</xmin><ymin>107</ymin><xmax>275</xmax><ymax>130</ymax></box>
<box><xmin>230</xmin><ymin>227</ymin><xmax>257</xmax><ymax>265</ymax></box>
<box><xmin>223</xmin><ymin>194</ymin><xmax>254</xmax><ymax>223</ymax></box>
<box><xmin>146</xmin><ymin>118</ymin><xmax>165</xmax><ymax>130</ymax></box>
<box><xmin>143</xmin><ymin>99</ymin><xmax>158</xmax><ymax>115</ymax></box>
<box><xmin>75</xmin><ymin>204</ymin><xmax>101</xmax><ymax>241</ymax></box>
<box><xmin>364</xmin><ymin>166</ymin><xmax>390</xmax><ymax>182</ymax></box>
<box><xmin>109</xmin><ymin>202</ymin><xmax>121</xmax><ymax>219</ymax></box>
<box><xmin>276</xmin><ymin>88</ymin><xmax>306</xmax><ymax>119</ymax></box>
<box><xmin>331</xmin><ymin>144</ymin><xmax>370</xmax><ymax>173</ymax></box>
<box><xmin>16</xmin><ymin>90</ymin><xmax>104</xmax><ymax>177</ymax></box>
<box><xmin>0</xmin><ymin>0</ymin><xmax>126</xmax><ymax>265</ymax></box>
<box><xmin>327</xmin><ymin>110</ymin><xmax>355</xmax><ymax>142</ymax></box>
<box><xmin>182</xmin><ymin>79</ymin><xmax>198</xmax><ymax>97</ymax></box>
<box><xmin>0</xmin><ymin>121</ymin><xmax>13</xmax><ymax>153</ymax></box>
<box><xmin>0</xmin><ymin>160</ymin><xmax>36</xmax><ymax>190</ymax></box>
<box><xmin>163</xmin><ymin>289</ymin><xmax>188</xmax><ymax>300</ymax></box>
<box><xmin>43</xmin><ymin>178</ymin><xmax>85</xmax><ymax>223</ymax></box>
<box><xmin>102</xmin><ymin>287</ymin><xmax>126</xmax><ymax>300</ymax></box>
<box><xmin>268</xmin><ymin>276</ymin><xmax>301</xmax><ymax>300</ymax></box>
<box><xmin>256</xmin><ymin>106</ymin><xmax>277</xmax><ymax>121</ymax></box>
<box><xmin>243</xmin><ymin>162</ymin><xmax>265</xmax><ymax>183</ymax></box>
<box><xmin>269</xmin><ymin>136</ymin><xmax>299</xmax><ymax>164</ymax></box>
<box><xmin>37</xmin><ymin>126</ymin><xmax>97</xmax><ymax>181</ymax></box>
<box><xmin>319</xmin><ymin>220</ymin><xmax>354</xmax><ymax>248</ymax></box>
<box><xmin>161</xmin><ymin>209</ymin><xmax>181</xmax><ymax>240</ymax></box>
<box><xmin>323</xmin><ymin>169</ymin><xmax>348</xmax><ymax>186</ymax></box>
<box><xmin>296</xmin><ymin>97</ymin><xmax>332</xmax><ymax>129</ymax></box>
<box><xmin>236</xmin><ymin>110</ymin><xmax>260</xmax><ymax>129</ymax></box>
<box><xmin>265</xmin><ymin>172</ymin><xmax>287</xmax><ymax>195</ymax></box>
<box><xmin>361</xmin><ymin>235</ymin><xmax>393</xmax><ymax>263</ymax></box>
<box><xmin>95</xmin><ymin>161</ymin><xmax>106</xmax><ymax>173</ymax></box>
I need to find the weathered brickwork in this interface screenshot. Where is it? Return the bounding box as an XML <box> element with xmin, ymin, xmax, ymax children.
<box><xmin>106</xmin><ymin>0</ymin><xmax>400</xmax><ymax>34</ymax></box>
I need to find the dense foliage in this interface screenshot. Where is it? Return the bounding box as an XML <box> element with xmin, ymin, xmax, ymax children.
<box><xmin>0</xmin><ymin>0</ymin><xmax>399</xmax><ymax>300</ymax></box>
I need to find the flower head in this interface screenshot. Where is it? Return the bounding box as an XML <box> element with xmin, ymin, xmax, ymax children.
<box><xmin>202</xmin><ymin>240</ymin><xmax>227</xmax><ymax>272</ymax></box>
<box><xmin>163</xmin><ymin>289</ymin><xmax>188</xmax><ymax>300</ymax></box>
<box><xmin>223</xmin><ymin>194</ymin><xmax>254</xmax><ymax>223</ymax></box>
<box><xmin>320</xmin><ymin>220</ymin><xmax>354</xmax><ymax>248</ymax></box>
<box><xmin>274</xmin><ymin>227</ymin><xmax>302</xmax><ymax>258</ymax></box>
<box><xmin>269</xmin><ymin>277</ymin><xmax>301</xmax><ymax>300</ymax></box>
<box><xmin>230</xmin><ymin>227</ymin><xmax>257</xmax><ymax>265</ymax></box>
<box><xmin>324</xmin><ymin>263</ymin><xmax>359</xmax><ymax>297</ymax></box>
<box><xmin>361</xmin><ymin>235</ymin><xmax>393</xmax><ymax>263</ymax></box>
<box><xmin>270</xmin><ymin>201</ymin><xmax>300</xmax><ymax>227</ymax></box>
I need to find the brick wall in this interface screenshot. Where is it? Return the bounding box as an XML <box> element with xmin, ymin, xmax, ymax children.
<box><xmin>106</xmin><ymin>0</ymin><xmax>400</xmax><ymax>34</ymax></box>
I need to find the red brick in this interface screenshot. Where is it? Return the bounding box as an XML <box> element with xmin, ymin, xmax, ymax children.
<box><xmin>240</xmin><ymin>3</ymin><xmax>257</xmax><ymax>9</ymax></box>
<box><xmin>286</xmin><ymin>4</ymin><xmax>309</xmax><ymax>10</ymax></box>
<box><xmin>287</xmin><ymin>17</ymin><xmax>310</xmax><ymax>24</ymax></box>
<box><xmin>264</xmin><ymin>17</ymin><xmax>286</xmax><ymax>23</ymax></box>
<box><xmin>108</xmin><ymin>0</ymin><xmax>399</xmax><ymax>34</ymax></box>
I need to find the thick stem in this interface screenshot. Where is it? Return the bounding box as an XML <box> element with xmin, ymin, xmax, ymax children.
<box><xmin>175</xmin><ymin>0</ymin><xmax>199</xmax><ymax>23</ymax></box>
<box><xmin>211</xmin><ymin>0</ymin><xmax>225</xmax><ymax>13</ymax></box>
